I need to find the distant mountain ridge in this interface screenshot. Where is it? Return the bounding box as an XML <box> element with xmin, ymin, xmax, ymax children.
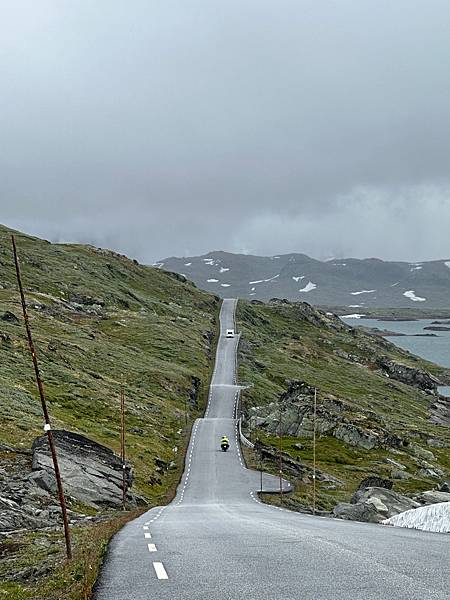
<box><xmin>159</xmin><ymin>251</ymin><xmax>450</xmax><ymax>308</ymax></box>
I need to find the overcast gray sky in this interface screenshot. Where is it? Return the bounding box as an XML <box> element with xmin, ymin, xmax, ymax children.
<box><xmin>1</xmin><ymin>1</ymin><xmax>450</xmax><ymax>262</ymax></box>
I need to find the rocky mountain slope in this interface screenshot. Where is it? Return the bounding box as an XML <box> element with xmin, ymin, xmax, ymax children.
<box><xmin>237</xmin><ymin>300</ymin><xmax>450</xmax><ymax>515</ymax></box>
<box><xmin>160</xmin><ymin>251</ymin><xmax>450</xmax><ymax>308</ymax></box>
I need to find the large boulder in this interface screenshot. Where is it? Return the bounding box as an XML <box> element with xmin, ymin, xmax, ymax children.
<box><xmin>334</xmin><ymin>486</ymin><xmax>419</xmax><ymax>524</ymax></box>
<box><xmin>375</xmin><ymin>357</ymin><xmax>439</xmax><ymax>392</ymax></box>
<box><xmin>32</xmin><ymin>430</ymin><xmax>134</xmax><ymax>509</ymax></box>
<box><xmin>415</xmin><ymin>490</ymin><xmax>450</xmax><ymax>505</ymax></box>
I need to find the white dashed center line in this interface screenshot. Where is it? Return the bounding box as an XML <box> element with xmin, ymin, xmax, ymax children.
<box><xmin>148</xmin><ymin>543</ymin><xmax>157</xmax><ymax>552</ymax></box>
<box><xmin>153</xmin><ymin>561</ymin><xmax>169</xmax><ymax>580</ymax></box>
<box><xmin>144</xmin><ymin>532</ymin><xmax>151</xmax><ymax>539</ymax></box>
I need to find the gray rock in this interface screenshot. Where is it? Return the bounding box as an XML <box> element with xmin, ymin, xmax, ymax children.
<box><xmin>0</xmin><ymin>495</ymin><xmax>46</xmax><ymax>531</ymax></box>
<box><xmin>415</xmin><ymin>490</ymin><xmax>450</xmax><ymax>505</ymax></box>
<box><xmin>392</xmin><ymin>470</ymin><xmax>410</xmax><ymax>480</ymax></box>
<box><xmin>333</xmin><ymin>501</ymin><xmax>382</xmax><ymax>523</ymax></box>
<box><xmin>383</xmin><ymin>457</ymin><xmax>406</xmax><ymax>470</ymax></box>
<box><xmin>427</xmin><ymin>437</ymin><xmax>449</xmax><ymax>448</ymax></box>
<box><xmin>28</xmin><ymin>470</ymin><xmax>57</xmax><ymax>493</ymax></box>
<box><xmin>375</xmin><ymin>357</ymin><xmax>439</xmax><ymax>392</ymax></box>
<box><xmin>32</xmin><ymin>430</ymin><xmax>134</xmax><ymax>509</ymax></box>
<box><xmin>353</xmin><ymin>487</ymin><xmax>419</xmax><ymax>517</ymax></box>
<box><xmin>334</xmin><ymin>423</ymin><xmax>379</xmax><ymax>450</ymax></box>
<box><xmin>418</xmin><ymin>467</ymin><xmax>443</xmax><ymax>479</ymax></box>
<box><xmin>357</xmin><ymin>476</ymin><xmax>393</xmax><ymax>491</ymax></box>
<box><xmin>334</xmin><ymin>486</ymin><xmax>419</xmax><ymax>524</ymax></box>
<box><xmin>410</xmin><ymin>444</ymin><xmax>435</xmax><ymax>461</ymax></box>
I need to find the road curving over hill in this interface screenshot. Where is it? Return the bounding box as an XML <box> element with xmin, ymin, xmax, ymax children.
<box><xmin>94</xmin><ymin>299</ymin><xmax>449</xmax><ymax>600</ymax></box>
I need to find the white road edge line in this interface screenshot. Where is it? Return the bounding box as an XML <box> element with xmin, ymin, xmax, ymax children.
<box><xmin>153</xmin><ymin>561</ymin><xmax>169</xmax><ymax>580</ymax></box>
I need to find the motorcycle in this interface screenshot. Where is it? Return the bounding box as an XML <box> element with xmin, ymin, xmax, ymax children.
<box><xmin>220</xmin><ymin>440</ymin><xmax>230</xmax><ymax>452</ymax></box>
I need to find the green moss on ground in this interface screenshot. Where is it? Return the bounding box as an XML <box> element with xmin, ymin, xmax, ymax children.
<box><xmin>237</xmin><ymin>300</ymin><xmax>450</xmax><ymax>512</ymax></box>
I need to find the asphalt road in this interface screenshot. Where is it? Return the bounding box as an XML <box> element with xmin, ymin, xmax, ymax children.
<box><xmin>94</xmin><ymin>298</ymin><xmax>450</xmax><ymax>600</ymax></box>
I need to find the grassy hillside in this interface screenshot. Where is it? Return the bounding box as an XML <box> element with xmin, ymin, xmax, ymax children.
<box><xmin>0</xmin><ymin>224</ymin><xmax>219</xmax><ymax>598</ymax></box>
<box><xmin>237</xmin><ymin>300</ymin><xmax>450</xmax><ymax>512</ymax></box>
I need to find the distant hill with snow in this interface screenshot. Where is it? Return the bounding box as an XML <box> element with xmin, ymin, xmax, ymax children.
<box><xmin>158</xmin><ymin>251</ymin><xmax>450</xmax><ymax>308</ymax></box>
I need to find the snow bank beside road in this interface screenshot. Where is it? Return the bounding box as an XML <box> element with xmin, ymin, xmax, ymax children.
<box><xmin>383</xmin><ymin>502</ymin><xmax>450</xmax><ymax>533</ymax></box>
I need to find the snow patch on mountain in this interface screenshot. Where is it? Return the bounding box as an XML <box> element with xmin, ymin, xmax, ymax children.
<box><xmin>184</xmin><ymin>262</ymin><xmax>192</xmax><ymax>266</ymax></box>
<box><xmin>341</xmin><ymin>314</ymin><xmax>366</xmax><ymax>319</ymax></box>
<box><xmin>404</xmin><ymin>290</ymin><xmax>426</xmax><ymax>302</ymax></box>
<box><xmin>299</xmin><ymin>282</ymin><xmax>317</xmax><ymax>293</ymax></box>
<box><xmin>292</xmin><ymin>276</ymin><xmax>305</xmax><ymax>282</ymax></box>
<box><xmin>219</xmin><ymin>267</ymin><xmax>229</xmax><ymax>273</ymax></box>
<box><xmin>383</xmin><ymin>502</ymin><xmax>450</xmax><ymax>533</ymax></box>
<box><xmin>445</xmin><ymin>261</ymin><xmax>450</xmax><ymax>269</ymax></box>
<box><xmin>350</xmin><ymin>290</ymin><xmax>376</xmax><ymax>295</ymax></box>
<box><xmin>221</xmin><ymin>283</ymin><xmax>230</xmax><ymax>287</ymax></box>
<box><xmin>249</xmin><ymin>274</ymin><xmax>280</xmax><ymax>285</ymax></box>
<box><xmin>207</xmin><ymin>279</ymin><xmax>219</xmax><ymax>283</ymax></box>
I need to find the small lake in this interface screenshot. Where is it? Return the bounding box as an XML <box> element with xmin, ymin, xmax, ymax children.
<box><xmin>340</xmin><ymin>317</ymin><xmax>450</xmax><ymax>396</ymax></box>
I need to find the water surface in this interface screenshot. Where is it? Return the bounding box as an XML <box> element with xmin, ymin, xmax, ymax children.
<box><xmin>341</xmin><ymin>317</ymin><xmax>450</xmax><ymax>397</ymax></box>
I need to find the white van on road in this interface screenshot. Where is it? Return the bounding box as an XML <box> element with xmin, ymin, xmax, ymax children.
<box><xmin>225</xmin><ymin>328</ymin><xmax>235</xmax><ymax>338</ymax></box>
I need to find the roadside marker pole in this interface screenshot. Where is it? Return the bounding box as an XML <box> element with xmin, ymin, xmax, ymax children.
<box><xmin>312</xmin><ymin>388</ymin><xmax>317</xmax><ymax>516</ymax></box>
<box><xmin>11</xmin><ymin>235</ymin><xmax>73</xmax><ymax>560</ymax></box>
<box><xmin>279</xmin><ymin>402</ymin><xmax>283</xmax><ymax>505</ymax></box>
<box><xmin>260</xmin><ymin>451</ymin><xmax>263</xmax><ymax>494</ymax></box>
<box><xmin>120</xmin><ymin>380</ymin><xmax>126</xmax><ymax>510</ymax></box>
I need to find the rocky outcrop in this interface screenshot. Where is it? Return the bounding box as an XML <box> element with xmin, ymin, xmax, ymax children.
<box><xmin>430</xmin><ymin>395</ymin><xmax>450</xmax><ymax>426</ymax></box>
<box><xmin>32</xmin><ymin>430</ymin><xmax>136</xmax><ymax>509</ymax></box>
<box><xmin>333</xmin><ymin>485</ymin><xmax>420</xmax><ymax>524</ymax></box>
<box><xmin>188</xmin><ymin>376</ymin><xmax>201</xmax><ymax>408</ymax></box>
<box><xmin>375</xmin><ymin>357</ymin><xmax>439</xmax><ymax>392</ymax></box>
<box><xmin>248</xmin><ymin>381</ymin><xmax>405</xmax><ymax>451</ymax></box>
<box><xmin>357</xmin><ymin>476</ymin><xmax>393</xmax><ymax>491</ymax></box>
<box><xmin>0</xmin><ymin>447</ymin><xmax>64</xmax><ymax>532</ymax></box>
<box><xmin>415</xmin><ymin>490</ymin><xmax>450</xmax><ymax>505</ymax></box>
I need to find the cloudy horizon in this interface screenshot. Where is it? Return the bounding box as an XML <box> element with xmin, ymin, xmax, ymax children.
<box><xmin>1</xmin><ymin>1</ymin><xmax>450</xmax><ymax>263</ymax></box>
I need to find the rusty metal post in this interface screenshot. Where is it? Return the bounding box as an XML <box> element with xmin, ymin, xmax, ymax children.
<box><xmin>279</xmin><ymin>402</ymin><xmax>283</xmax><ymax>505</ymax></box>
<box><xmin>120</xmin><ymin>381</ymin><xmax>126</xmax><ymax>510</ymax></box>
<box><xmin>260</xmin><ymin>452</ymin><xmax>263</xmax><ymax>494</ymax></box>
<box><xmin>312</xmin><ymin>387</ymin><xmax>317</xmax><ymax>516</ymax></box>
<box><xmin>11</xmin><ymin>235</ymin><xmax>73</xmax><ymax>560</ymax></box>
